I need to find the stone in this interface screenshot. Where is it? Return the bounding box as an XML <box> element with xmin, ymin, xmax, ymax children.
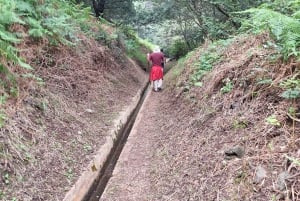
<box><xmin>253</xmin><ymin>166</ymin><xmax>267</xmax><ymax>184</ymax></box>
<box><xmin>276</xmin><ymin>171</ymin><xmax>289</xmax><ymax>191</ymax></box>
<box><xmin>224</xmin><ymin>146</ymin><xmax>245</xmax><ymax>160</ymax></box>
<box><xmin>86</xmin><ymin>109</ymin><xmax>94</xmax><ymax>113</ymax></box>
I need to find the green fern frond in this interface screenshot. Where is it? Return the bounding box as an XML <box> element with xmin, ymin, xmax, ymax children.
<box><xmin>0</xmin><ymin>3</ymin><xmax>25</xmax><ymax>26</ymax></box>
<box><xmin>0</xmin><ymin>40</ymin><xmax>17</xmax><ymax>59</ymax></box>
<box><xmin>0</xmin><ymin>39</ymin><xmax>33</xmax><ymax>70</ymax></box>
<box><xmin>293</xmin><ymin>10</ymin><xmax>300</xmax><ymax>18</ymax></box>
<box><xmin>26</xmin><ymin>17</ymin><xmax>42</xmax><ymax>28</ymax></box>
<box><xmin>15</xmin><ymin>0</ymin><xmax>36</xmax><ymax>16</ymax></box>
<box><xmin>240</xmin><ymin>8</ymin><xmax>300</xmax><ymax>60</ymax></box>
<box><xmin>28</xmin><ymin>28</ymin><xmax>44</xmax><ymax>38</ymax></box>
<box><xmin>26</xmin><ymin>17</ymin><xmax>49</xmax><ymax>38</ymax></box>
<box><xmin>287</xmin><ymin>0</ymin><xmax>300</xmax><ymax>12</ymax></box>
<box><xmin>0</xmin><ymin>29</ymin><xmax>21</xmax><ymax>43</ymax></box>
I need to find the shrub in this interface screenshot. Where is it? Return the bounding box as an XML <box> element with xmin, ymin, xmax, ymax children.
<box><xmin>119</xmin><ymin>26</ymin><xmax>152</xmax><ymax>69</ymax></box>
<box><xmin>169</xmin><ymin>39</ymin><xmax>189</xmax><ymax>59</ymax></box>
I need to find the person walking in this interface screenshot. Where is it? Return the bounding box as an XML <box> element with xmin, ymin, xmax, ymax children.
<box><xmin>148</xmin><ymin>49</ymin><xmax>164</xmax><ymax>92</ymax></box>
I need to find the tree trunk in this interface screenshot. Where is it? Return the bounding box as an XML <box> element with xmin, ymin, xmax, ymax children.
<box><xmin>92</xmin><ymin>0</ymin><xmax>106</xmax><ymax>18</ymax></box>
<box><xmin>214</xmin><ymin>4</ymin><xmax>239</xmax><ymax>29</ymax></box>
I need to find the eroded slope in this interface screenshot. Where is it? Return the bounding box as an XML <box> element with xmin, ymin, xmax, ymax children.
<box><xmin>1</xmin><ymin>32</ymin><xmax>147</xmax><ymax>200</ymax></box>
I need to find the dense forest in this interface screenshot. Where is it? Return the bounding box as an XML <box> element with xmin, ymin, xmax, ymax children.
<box><xmin>0</xmin><ymin>0</ymin><xmax>299</xmax><ymax>200</ymax></box>
<box><xmin>87</xmin><ymin>0</ymin><xmax>300</xmax><ymax>59</ymax></box>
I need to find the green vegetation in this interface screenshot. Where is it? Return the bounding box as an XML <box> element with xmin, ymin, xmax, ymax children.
<box><xmin>265</xmin><ymin>115</ymin><xmax>281</xmax><ymax>126</ymax></box>
<box><xmin>220</xmin><ymin>78</ymin><xmax>233</xmax><ymax>94</ymax></box>
<box><xmin>285</xmin><ymin>155</ymin><xmax>300</xmax><ymax>166</ymax></box>
<box><xmin>168</xmin><ymin>39</ymin><xmax>189</xmax><ymax>59</ymax></box>
<box><xmin>280</xmin><ymin>75</ymin><xmax>300</xmax><ymax>99</ymax></box>
<box><xmin>64</xmin><ymin>168</ymin><xmax>74</xmax><ymax>184</ymax></box>
<box><xmin>193</xmin><ymin>51</ymin><xmax>219</xmax><ymax>80</ymax></box>
<box><xmin>240</xmin><ymin>5</ymin><xmax>300</xmax><ymax>61</ymax></box>
<box><xmin>0</xmin><ymin>0</ymin><xmax>152</xmax><ymax>111</ymax></box>
<box><xmin>121</xmin><ymin>26</ymin><xmax>153</xmax><ymax>68</ymax></box>
<box><xmin>0</xmin><ymin>111</ymin><xmax>6</xmax><ymax>128</ymax></box>
<box><xmin>0</xmin><ymin>0</ymin><xmax>94</xmax><ymax>46</ymax></box>
<box><xmin>190</xmin><ymin>39</ymin><xmax>231</xmax><ymax>87</ymax></box>
<box><xmin>134</xmin><ymin>0</ymin><xmax>264</xmax><ymax>58</ymax></box>
<box><xmin>232</xmin><ymin>119</ymin><xmax>248</xmax><ymax>129</ymax></box>
<box><xmin>0</xmin><ymin>0</ymin><xmax>95</xmax><ymax>109</ymax></box>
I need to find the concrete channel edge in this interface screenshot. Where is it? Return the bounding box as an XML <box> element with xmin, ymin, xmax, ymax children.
<box><xmin>63</xmin><ymin>81</ymin><xmax>149</xmax><ymax>201</ymax></box>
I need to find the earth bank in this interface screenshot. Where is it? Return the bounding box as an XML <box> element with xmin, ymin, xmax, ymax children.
<box><xmin>0</xmin><ymin>32</ymin><xmax>147</xmax><ymax>200</ymax></box>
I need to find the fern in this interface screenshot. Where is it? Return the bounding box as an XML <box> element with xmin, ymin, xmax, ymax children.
<box><xmin>0</xmin><ymin>0</ymin><xmax>99</xmax><ymax>103</ymax></box>
<box><xmin>0</xmin><ymin>1</ymin><xmax>25</xmax><ymax>26</ymax></box>
<box><xmin>26</xmin><ymin>17</ymin><xmax>49</xmax><ymax>38</ymax></box>
<box><xmin>0</xmin><ymin>64</ymin><xmax>18</xmax><ymax>97</ymax></box>
<box><xmin>15</xmin><ymin>0</ymin><xmax>36</xmax><ymax>16</ymax></box>
<box><xmin>191</xmin><ymin>52</ymin><xmax>218</xmax><ymax>83</ymax></box>
<box><xmin>280</xmin><ymin>75</ymin><xmax>300</xmax><ymax>99</ymax></box>
<box><xmin>0</xmin><ymin>40</ymin><xmax>18</xmax><ymax>61</ymax></box>
<box><xmin>293</xmin><ymin>10</ymin><xmax>300</xmax><ymax>19</ymax></box>
<box><xmin>240</xmin><ymin>8</ymin><xmax>300</xmax><ymax>60</ymax></box>
<box><xmin>0</xmin><ymin>39</ymin><xmax>32</xmax><ymax>70</ymax></box>
<box><xmin>0</xmin><ymin>1</ymin><xmax>34</xmax><ymax>71</ymax></box>
<box><xmin>260</xmin><ymin>0</ymin><xmax>300</xmax><ymax>15</ymax></box>
<box><xmin>0</xmin><ymin>28</ymin><xmax>21</xmax><ymax>43</ymax></box>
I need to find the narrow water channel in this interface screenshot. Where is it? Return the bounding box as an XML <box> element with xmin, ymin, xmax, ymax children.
<box><xmin>82</xmin><ymin>84</ymin><xmax>150</xmax><ymax>201</ymax></box>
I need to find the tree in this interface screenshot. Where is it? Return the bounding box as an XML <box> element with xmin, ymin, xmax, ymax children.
<box><xmin>131</xmin><ymin>0</ymin><xmax>267</xmax><ymax>58</ymax></box>
<box><xmin>92</xmin><ymin>0</ymin><xmax>106</xmax><ymax>18</ymax></box>
<box><xmin>88</xmin><ymin>0</ymin><xmax>136</xmax><ymax>23</ymax></box>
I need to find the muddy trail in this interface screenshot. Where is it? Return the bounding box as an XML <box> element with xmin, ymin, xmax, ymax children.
<box><xmin>97</xmin><ymin>81</ymin><xmax>192</xmax><ymax>201</ymax></box>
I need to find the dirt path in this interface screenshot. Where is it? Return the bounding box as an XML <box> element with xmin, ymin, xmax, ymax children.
<box><xmin>100</xmin><ymin>85</ymin><xmax>176</xmax><ymax>201</ymax></box>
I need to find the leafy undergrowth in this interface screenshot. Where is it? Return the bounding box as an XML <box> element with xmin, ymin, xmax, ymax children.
<box><xmin>0</xmin><ymin>2</ymin><xmax>148</xmax><ymax>200</ymax></box>
<box><xmin>165</xmin><ymin>32</ymin><xmax>300</xmax><ymax>200</ymax></box>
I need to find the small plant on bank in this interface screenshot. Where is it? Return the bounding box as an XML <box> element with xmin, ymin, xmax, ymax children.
<box><xmin>190</xmin><ymin>39</ymin><xmax>232</xmax><ymax>88</ymax></box>
<box><xmin>0</xmin><ymin>111</ymin><xmax>7</xmax><ymax>128</ymax></box>
<box><xmin>232</xmin><ymin>119</ymin><xmax>248</xmax><ymax>129</ymax></box>
<box><xmin>3</xmin><ymin>173</ymin><xmax>10</xmax><ymax>185</ymax></box>
<box><xmin>288</xmin><ymin>106</ymin><xmax>299</xmax><ymax>120</ymax></box>
<box><xmin>83</xmin><ymin>143</ymin><xmax>93</xmax><ymax>152</ymax></box>
<box><xmin>256</xmin><ymin>78</ymin><xmax>273</xmax><ymax>85</ymax></box>
<box><xmin>0</xmin><ymin>95</ymin><xmax>7</xmax><ymax>105</ymax></box>
<box><xmin>280</xmin><ymin>76</ymin><xmax>300</xmax><ymax>99</ymax></box>
<box><xmin>285</xmin><ymin>155</ymin><xmax>300</xmax><ymax>166</ymax></box>
<box><xmin>265</xmin><ymin>115</ymin><xmax>281</xmax><ymax>126</ymax></box>
<box><xmin>64</xmin><ymin>168</ymin><xmax>74</xmax><ymax>183</ymax></box>
<box><xmin>221</xmin><ymin>78</ymin><xmax>233</xmax><ymax>94</ymax></box>
<box><xmin>191</xmin><ymin>52</ymin><xmax>219</xmax><ymax>84</ymax></box>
